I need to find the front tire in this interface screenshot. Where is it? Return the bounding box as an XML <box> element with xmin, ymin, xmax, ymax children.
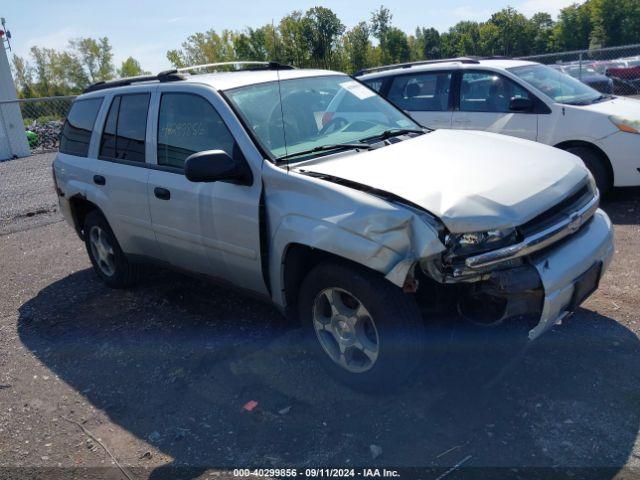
<box><xmin>84</xmin><ymin>210</ymin><xmax>139</xmax><ymax>288</ymax></box>
<box><xmin>566</xmin><ymin>146</ymin><xmax>611</xmax><ymax>195</ymax></box>
<box><xmin>298</xmin><ymin>262</ymin><xmax>425</xmax><ymax>391</ymax></box>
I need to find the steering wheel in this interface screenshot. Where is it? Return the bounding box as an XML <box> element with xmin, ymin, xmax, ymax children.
<box><xmin>267</xmin><ymin>105</ymin><xmax>302</xmax><ymax>148</ymax></box>
<box><xmin>319</xmin><ymin>116</ymin><xmax>349</xmax><ymax>135</ymax></box>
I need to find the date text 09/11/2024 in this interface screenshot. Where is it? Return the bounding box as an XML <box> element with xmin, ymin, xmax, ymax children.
<box><xmin>232</xmin><ymin>469</ymin><xmax>401</xmax><ymax>477</ymax></box>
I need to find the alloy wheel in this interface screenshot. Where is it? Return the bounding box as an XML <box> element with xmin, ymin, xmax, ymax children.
<box><xmin>312</xmin><ymin>287</ymin><xmax>380</xmax><ymax>373</ymax></box>
<box><xmin>89</xmin><ymin>225</ymin><xmax>116</xmax><ymax>277</ymax></box>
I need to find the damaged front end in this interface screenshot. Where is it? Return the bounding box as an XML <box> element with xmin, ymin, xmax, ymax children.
<box><xmin>415</xmin><ymin>181</ymin><xmax>613</xmax><ymax>339</ymax></box>
<box><xmin>294</xmin><ymin>167</ymin><xmax>612</xmax><ymax>341</ymax></box>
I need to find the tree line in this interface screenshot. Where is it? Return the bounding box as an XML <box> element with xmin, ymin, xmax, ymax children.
<box><xmin>12</xmin><ymin>38</ymin><xmax>148</xmax><ymax>98</ymax></box>
<box><xmin>12</xmin><ymin>0</ymin><xmax>640</xmax><ymax>98</ymax></box>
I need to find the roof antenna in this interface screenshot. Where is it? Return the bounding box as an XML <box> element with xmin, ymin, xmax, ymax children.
<box><xmin>272</xmin><ymin>18</ymin><xmax>289</xmax><ymax>170</ymax></box>
<box><xmin>275</xmin><ymin>63</ymin><xmax>289</xmax><ymax>170</ymax></box>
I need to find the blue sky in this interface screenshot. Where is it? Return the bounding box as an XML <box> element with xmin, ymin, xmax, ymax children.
<box><xmin>2</xmin><ymin>0</ymin><xmax>578</xmax><ymax>73</ymax></box>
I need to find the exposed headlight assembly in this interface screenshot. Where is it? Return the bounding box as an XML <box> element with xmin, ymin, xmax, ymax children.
<box><xmin>609</xmin><ymin>115</ymin><xmax>640</xmax><ymax>135</ymax></box>
<box><xmin>446</xmin><ymin>227</ymin><xmax>517</xmax><ymax>256</ymax></box>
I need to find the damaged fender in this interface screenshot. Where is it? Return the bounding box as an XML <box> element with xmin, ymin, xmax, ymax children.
<box><xmin>262</xmin><ymin>162</ymin><xmax>445</xmax><ymax>308</ymax></box>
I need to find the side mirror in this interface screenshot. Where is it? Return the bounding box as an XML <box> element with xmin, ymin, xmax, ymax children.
<box><xmin>184</xmin><ymin>150</ymin><xmax>249</xmax><ymax>183</ymax></box>
<box><xmin>509</xmin><ymin>97</ymin><xmax>534</xmax><ymax>112</ymax></box>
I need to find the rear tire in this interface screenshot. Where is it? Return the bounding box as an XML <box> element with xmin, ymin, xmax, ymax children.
<box><xmin>84</xmin><ymin>210</ymin><xmax>139</xmax><ymax>288</ymax></box>
<box><xmin>298</xmin><ymin>262</ymin><xmax>425</xmax><ymax>392</ymax></box>
<box><xmin>566</xmin><ymin>146</ymin><xmax>611</xmax><ymax>196</ymax></box>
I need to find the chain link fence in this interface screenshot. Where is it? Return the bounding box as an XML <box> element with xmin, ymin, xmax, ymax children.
<box><xmin>518</xmin><ymin>44</ymin><xmax>640</xmax><ymax>97</ymax></box>
<box><xmin>0</xmin><ymin>95</ymin><xmax>75</xmax><ymax>155</ymax></box>
<box><xmin>3</xmin><ymin>46</ymin><xmax>640</xmax><ymax>157</ymax></box>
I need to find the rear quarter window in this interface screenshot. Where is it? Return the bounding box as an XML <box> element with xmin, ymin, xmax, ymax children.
<box><xmin>59</xmin><ymin>98</ymin><xmax>103</xmax><ymax>157</ymax></box>
<box><xmin>362</xmin><ymin>79</ymin><xmax>383</xmax><ymax>92</ymax></box>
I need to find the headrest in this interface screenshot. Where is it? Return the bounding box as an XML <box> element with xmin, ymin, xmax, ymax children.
<box><xmin>406</xmin><ymin>83</ymin><xmax>420</xmax><ymax>98</ymax></box>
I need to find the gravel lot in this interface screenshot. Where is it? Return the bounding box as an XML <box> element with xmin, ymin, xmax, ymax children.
<box><xmin>1</xmin><ymin>153</ymin><xmax>640</xmax><ymax>480</ymax></box>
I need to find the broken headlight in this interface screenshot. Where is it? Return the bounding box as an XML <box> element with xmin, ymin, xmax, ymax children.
<box><xmin>446</xmin><ymin>227</ymin><xmax>517</xmax><ymax>256</ymax></box>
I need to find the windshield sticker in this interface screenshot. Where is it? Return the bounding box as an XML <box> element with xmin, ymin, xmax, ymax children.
<box><xmin>340</xmin><ymin>80</ymin><xmax>376</xmax><ymax>100</ymax></box>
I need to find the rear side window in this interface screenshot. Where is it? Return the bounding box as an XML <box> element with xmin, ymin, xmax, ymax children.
<box><xmin>99</xmin><ymin>93</ymin><xmax>150</xmax><ymax>162</ymax></box>
<box><xmin>387</xmin><ymin>72</ymin><xmax>452</xmax><ymax>111</ymax></box>
<box><xmin>59</xmin><ymin>98</ymin><xmax>103</xmax><ymax>157</ymax></box>
<box><xmin>460</xmin><ymin>72</ymin><xmax>530</xmax><ymax>113</ymax></box>
<box><xmin>157</xmin><ymin>93</ymin><xmax>236</xmax><ymax>169</ymax></box>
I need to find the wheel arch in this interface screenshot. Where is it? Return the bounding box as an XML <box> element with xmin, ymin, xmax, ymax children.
<box><xmin>68</xmin><ymin>195</ymin><xmax>102</xmax><ymax>240</ymax></box>
<box><xmin>280</xmin><ymin>243</ymin><xmax>393</xmax><ymax>319</ymax></box>
<box><xmin>554</xmin><ymin>139</ymin><xmax>614</xmax><ymax>188</ymax></box>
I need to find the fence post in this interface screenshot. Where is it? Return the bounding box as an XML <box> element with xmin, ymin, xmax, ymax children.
<box><xmin>578</xmin><ymin>52</ymin><xmax>583</xmax><ymax>81</ymax></box>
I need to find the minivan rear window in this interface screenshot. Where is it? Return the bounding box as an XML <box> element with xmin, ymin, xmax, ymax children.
<box><xmin>59</xmin><ymin>98</ymin><xmax>103</xmax><ymax>157</ymax></box>
<box><xmin>99</xmin><ymin>93</ymin><xmax>150</xmax><ymax>162</ymax></box>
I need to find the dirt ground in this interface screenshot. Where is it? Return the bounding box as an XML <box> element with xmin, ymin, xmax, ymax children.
<box><xmin>1</xmin><ymin>153</ymin><xmax>640</xmax><ymax>480</ymax></box>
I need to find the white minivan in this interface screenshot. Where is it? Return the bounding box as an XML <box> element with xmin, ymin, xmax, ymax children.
<box><xmin>355</xmin><ymin>58</ymin><xmax>640</xmax><ymax>193</ymax></box>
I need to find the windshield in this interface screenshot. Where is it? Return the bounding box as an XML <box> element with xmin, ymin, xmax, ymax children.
<box><xmin>225</xmin><ymin>75</ymin><xmax>419</xmax><ymax>162</ymax></box>
<box><xmin>509</xmin><ymin>64</ymin><xmax>603</xmax><ymax>105</ymax></box>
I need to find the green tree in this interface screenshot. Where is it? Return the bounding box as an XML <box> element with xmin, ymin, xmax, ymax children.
<box><xmin>385</xmin><ymin>27</ymin><xmax>410</xmax><ymax>63</ymax></box>
<box><xmin>478</xmin><ymin>22</ymin><xmax>501</xmax><ymax>56</ymax></box>
<box><xmin>370</xmin><ymin>5</ymin><xmax>393</xmax><ymax>63</ymax></box>
<box><xmin>117</xmin><ymin>57</ymin><xmax>149</xmax><ymax>77</ymax></box>
<box><xmin>343</xmin><ymin>22</ymin><xmax>372</xmax><ymax>73</ymax></box>
<box><xmin>441</xmin><ymin>21</ymin><xmax>481</xmax><ymax>57</ymax></box>
<box><xmin>528</xmin><ymin>12</ymin><xmax>555</xmax><ymax>54</ymax></box>
<box><xmin>486</xmin><ymin>7</ymin><xmax>533</xmax><ymax>56</ymax></box>
<box><xmin>551</xmin><ymin>3</ymin><xmax>592</xmax><ymax>50</ymax></box>
<box><xmin>233</xmin><ymin>27</ymin><xmax>270</xmax><ymax>62</ymax></box>
<box><xmin>29</xmin><ymin>47</ymin><xmax>58</xmax><ymax>96</ymax></box>
<box><xmin>280</xmin><ymin>12</ymin><xmax>309</xmax><ymax>67</ymax></box>
<box><xmin>412</xmin><ymin>27</ymin><xmax>442</xmax><ymax>60</ymax></box>
<box><xmin>167</xmin><ymin>29</ymin><xmax>236</xmax><ymax>68</ymax></box>
<box><xmin>619</xmin><ymin>0</ymin><xmax>640</xmax><ymax>46</ymax></box>
<box><xmin>69</xmin><ymin>37</ymin><xmax>114</xmax><ymax>83</ymax></box>
<box><xmin>11</xmin><ymin>55</ymin><xmax>35</xmax><ymax>98</ymax></box>
<box><xmin>301</xmin><ymin>7</ymin><xmax>345</xmax><ymax>69</ymax></box>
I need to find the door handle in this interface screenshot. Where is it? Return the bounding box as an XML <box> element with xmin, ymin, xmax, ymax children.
<box><xmin>93</xmin><ymin>175</ymin><xmax>106</xmax><ymax>185</ymax></box>
<box><xmin>454</xmin><ymin>119</ymin><xmax>471</xmax><ymax>124</ymax></box>
<box><xmin>154</xmin><ymin>187</ymin><xmax>171</xmax><ymax>200</ymax></box>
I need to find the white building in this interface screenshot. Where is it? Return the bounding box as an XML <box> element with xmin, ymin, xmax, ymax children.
<box><xmin>0</xmin><ymin>22</ymin><xmax>30</xmax><ymax>160</ymax></box>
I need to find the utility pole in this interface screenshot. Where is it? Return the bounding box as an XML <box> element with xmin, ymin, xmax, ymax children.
<box><xmin>0</xmin><ymin>17</ymin><xmax>30</xmax><ymax>160</ymax></box>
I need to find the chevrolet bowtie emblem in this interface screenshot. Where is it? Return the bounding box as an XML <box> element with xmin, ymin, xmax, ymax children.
<box><xmin>567</xmin><ymin>212</ymin><xmax>582</xmax><ymax>233</ymax></box>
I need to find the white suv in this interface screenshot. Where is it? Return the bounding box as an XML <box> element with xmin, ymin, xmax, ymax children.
<box><xmin>356</xmin><ymin>57</ymin><xmax>640</xmax><ymax>193</ymax></box>
<box><xmin>53</xmin><ymin>63</ymin><xmax>613</xmax><ymax>390</ymax></box>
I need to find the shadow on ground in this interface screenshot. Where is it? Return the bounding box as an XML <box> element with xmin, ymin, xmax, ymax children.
<box><xmin>601</xmin><ymin>186</ymin><xmax>640</xmax><ymax>225</ymax></box>
<box><xmin>17</xmin><ymin>267</ymin><xmax>640</xmax><ymax>480</ymax></box>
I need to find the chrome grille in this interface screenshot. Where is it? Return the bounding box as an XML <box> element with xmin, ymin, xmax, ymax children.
<box><xmin>518</xmin><ymin>183</ymin><xmax>593</xmax><ymax>238</ymax></box>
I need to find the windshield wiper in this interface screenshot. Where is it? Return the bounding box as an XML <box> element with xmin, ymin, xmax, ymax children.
<box><xmin>567</xmin><ymin>94</ymin><xmax>612</xmax><ymax>106</ymax></box>
<box><xmin>360</xmin><ymin>128</ymin><xmax>425</xmax><ymax>142</ymax></box>
<box><xmin>276</xmin><ymin>142</ymin><xmax>374</xmax><ymax>161</ymax></box>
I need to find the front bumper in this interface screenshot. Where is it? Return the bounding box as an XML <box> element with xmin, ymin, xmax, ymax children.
<box><xmin>527</xmin><ymin>208</ymin><xmax>613</xmax><ymax>339</ymax></box>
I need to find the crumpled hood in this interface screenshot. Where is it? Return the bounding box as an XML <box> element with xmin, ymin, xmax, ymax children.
<box><xmin>293</xmin><ymin>129</ymin><xmax>589</xmax><ymax>233</ymax></box>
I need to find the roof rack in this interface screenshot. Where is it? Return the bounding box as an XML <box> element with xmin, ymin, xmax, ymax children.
<box><xmin>82</xmin><ymin>61</ymin><xmax>295</xmax><ymax>93</ymax></box>
<box><xmin>354</xmin><ymin>57</ymin><xmax>481</xmax><ymax>76</ymax></box>
<box><xmin>176</xmin><ymin>61</ymin><xmax>295</xmax><ymax>73</ymax></box>
<box><xmin>83</xmin><ymin>69</ymin><xmax>187</xmax><ymax>93</ymax></box>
